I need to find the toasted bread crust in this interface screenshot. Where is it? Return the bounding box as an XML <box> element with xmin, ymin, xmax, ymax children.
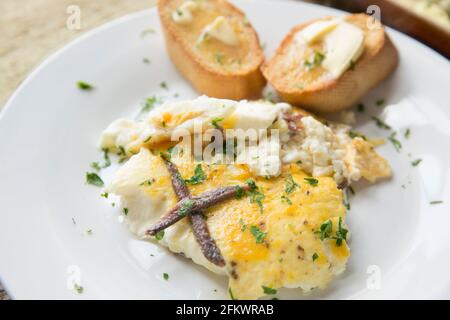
<box><xmin>158</xmin><ymin>0</ymin><xmax>266</xmax><ymax>100</ymax></box>
<box><xmin>262</xmin><ymin>14</ymin><xmax>399</xmax><ymax>113</ymax></box>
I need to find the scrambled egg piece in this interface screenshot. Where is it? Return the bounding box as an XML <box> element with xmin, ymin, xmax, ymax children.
<box><xmin>108</xmin><ymin>149</ymin><xmax>350</xmax><ymax>299</ymax></box>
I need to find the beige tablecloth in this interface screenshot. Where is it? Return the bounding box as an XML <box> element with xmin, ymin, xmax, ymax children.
<box><xmin>0</xmin><ymin>0</ymin><xmax>156</xmax><ymax>300</ymax></box>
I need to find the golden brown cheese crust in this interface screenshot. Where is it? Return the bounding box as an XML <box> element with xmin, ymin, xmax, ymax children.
<box><xmin>262</xmin><ymin>14</ymin><xmax>399</xmax><ymax>113</ymax></box>
<box><xmin>131</xmin><ymin>153</ymin><xmax>350</xmax><ymax>299</ymax></box>
<box><xmin>158</xmin><ymin>0</ymin><xmax>266</xmax><ymax>99</ymax></box>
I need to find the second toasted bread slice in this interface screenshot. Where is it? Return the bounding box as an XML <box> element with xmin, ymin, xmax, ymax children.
<box><xmin>158</xmin><ymin>0</ymin><xmax>266</xmax><ymax>100</ymax></box>
<box><xmin>262</xmin><ymin>14</ymin><xmax>399</xmax><ymax>113</ymax></box>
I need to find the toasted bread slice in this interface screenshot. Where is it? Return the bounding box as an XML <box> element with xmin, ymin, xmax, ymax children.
<box><xmin>262</xmin><ymin>14</ymin><xmax>399</xmax><ymax>113</ymax></box>
<box><xmin>157</xmin><ymin>0</ymin><xmax>266</xmax><ymax>100</ymax></box>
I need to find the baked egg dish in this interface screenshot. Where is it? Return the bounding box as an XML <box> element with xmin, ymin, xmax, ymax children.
<box><xmin>99</xmin><ymin>96</ymin><xmax>391</xmax><ymax>299</ymax></box>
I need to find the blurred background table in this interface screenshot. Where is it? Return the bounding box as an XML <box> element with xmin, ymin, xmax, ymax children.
<box><xmin>0</xmin><ymin>0</ymin><xmax>448</xmax><ymax>300</ymax></box>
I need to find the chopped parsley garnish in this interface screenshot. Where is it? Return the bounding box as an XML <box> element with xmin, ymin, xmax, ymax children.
<box><xmin>304</xmin><ymin>177</ymin><xmax>318</xmax><ymax>187</ymax></box>
<box><xmin>250</xmin><ymin>225</ymin><xmax>266</xmax><ymax>244</ymax></box>
<box><xmin>229</xmin><ymin>288</ymin><xmax>237</xmax><ymax>300</ymax></box>
<box><xmin>184</xmin><ymin>164</ymin><xmax>207</xmax><ymax>185</ymax></box>
<box><xmin>74</xmin><ymin>283</ymin><xmax>84</xmax><ymax>294</ymax></box>
<box><xmin>141</xmin><ymin>28</ymin><xmax>155</xmax><ymax>37</ymax></box>
<box><xmin>86</xmin><ymin>229</ymin><xmax>93</xmax><ymax>235</ymax></box>
<box><xmin>163</xmin><ymin>273</ymin><xmax>169</xmax><ymax>281</ymax></box>
<box><xmin>430</xmin><ymin>201</ymin><xmax>443</xmax><ymax>205</ymax></box>
<box><xmin>160</xmin><ymin>81</ymin><xmax>169</xmax><ymax>90</ymax></box>
<box><xmin>315</xmin><ymin>219</ymin><xmax>332</xmax><ymax>241</ymax></box>
<box><xmin>281</xmin><ymin>195</ymin><xmax>292</xmax><ymax>205</ymax></box>
<box><xmin>141</xmin><ymin>96</ymin><xmax>159</xmax><ymax>112</ymax></box>
<box><xmin>101</xmin><ymin>192</ymin><xmax>109</xmax><ymax>198</ymax></box>
<box><xmin>372</xmin><ymin>116</ymin><xmax>391</xmax><ymax>130</ymax></box>
<box><xmin>117</xmin><ymin>146</ymin><xmax>126</xmax><ymax>156</ymax></box>
<box><xmin>77</xmin><ymin>81</ymin><xmax>93</xmax><ymax>90</ymax></box>
<box><xmin>178</xmin><ymin>199</ymin><xmax>194</xmax><ymax>217</ymax></box>
<box><xmin>411</xmin><ymin>159</ymin><xmax>422</xmax><ymax>167</ymax></box>
<box><xmin>348</xmin><ymin>186</ymin><xmax>355</xmax><ymax>195</ymax></box>
<box><xmin>91</xmin><ymin>162</ymin><xmax>101</xmax><ymax>171</ymax></box>
<box><xmin>376</xmin><ymin>99</ymin><xmax>385</xmax><ymax>106</ymax></box>
<box><xmin>344</xmin><ymin>202</ymin><xmax>351</xmax><ymax>211</ymax></box>
<box><xmin>357</xmin><ymin>103</ymin><xmax>365</xmax><ymax>113</ymax></box>
<box><xmin>160</xmin><ymin>151</ymin><xmax>171</xmax><ymax>161</ymax></box>
<box><xmin>123</xmin><ymin>208</ymin><xmax>129</xmax><ymax>216</ymax></box>
<box><xmin>140</xmin><ymin>178</ymin><xmax>156</xmax><ymax>186</ymax></box>
<box><xmin>155</xmin><ymin>230</ymin><xmax>165</xmax><ymax>240</ymax></box>
<box><xmin>235</xmin><ymin>185</ymin><xmax>245</xmax><ymax>199</ymax></box>
<box><xmin>211</xmin><ymin>117</ymin><xmax>224</xmax><ymax>129</ymax></box>
<box><xmin>404</xmin><ymin>128</ymin><xmax>411</xmax><ymax>139</ymax></box>
<box><xmin>264</xmin><ymin>91</ymin><xmax>275</xmax><ymax>103</ymax></box>
<box><xmin>262</xmin><ymin>286</ymin><xmax>277</xmax><ymax>295</ymax></box>
<box><xmin>304</xmin><ymin>51</ymin><xmax>325</xmax><ymax>69</ymax></box>
<box><xmin>315</xmin><ymin>217</ymin><xmax>348</xmax><ymax>246</ymax></box>
<box><xmin>334</xmin><ymin>217</ymin><xmax>348</xmax><ymax>246</ymax></box>
<box><xmin>348</xmin><ymin>131</ymin><xmax>367</xmax><ymax>140</ymax></box>
<box><xmin>86</xmin><ymin>172</ymin><xmax>104</xmax><ymax>187</ymax></box>
<box><xmin>143</xmin><ymin>57</ymin><xmax>151</xmax><ymax>64</ymax></box>
<box><xmin>285</xmin><ymin>174</ymin><xmax>299</xmax><ymax>194</ymax></box>
<box><xmin>349</xmin><ymin>60</ymin><xmax>356</xmax><ymax>70</ymax></box>
<box><xmin>388</xmin><ymin>132</ymin><xmax>402</xmax><ymax>152</ymax></box>
<box><xmin>214</xmin><ymin>52</ymin><xmax>225</xmax><ymax>64</ymax></box>
<box><xmin>239</xmin><ymin>218</ymin><xmax>247</xmax><ymax>231</ymax></box>
<box><xmin>312</xmin><ymin>253</ymin><xmax>319</xmax><ymax>262</ymax></box>
<box><xmin>246</xmin><ymin>179</ymin><xmax>265</xmax><ymax>213</ymax></box>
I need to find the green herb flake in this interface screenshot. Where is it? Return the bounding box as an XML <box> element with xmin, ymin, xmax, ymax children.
<box><xmin>86</xmin><ymin>229</ymin><xmax>93</xmax><ymax>235</ymax></box>
<box><xmin>86</xmin><ymin>172</ymin><xmax>104</xmax><ymax>187</ymax></box>
<box><xmin>411</xmin><ymin>159</ymin><xmax>422</xmax><ymax>167</ymax></box>
<box><xmin>281</xmin><ymin>195</ymin><xmax>292</xmax><ymax>205</ymax></box>
<box><xmin>211</xmin><ymin>117</ymin><xmax>224</xmax><ymax>129</ymax></box>
<box><xmin>141</xmin><ymin>28</ymin><xmax>155</xmax><ymax>37</ymax></box>
<box><xmin>285</xmin><ymin>174</ymin><xmax>299</xmax><ymax>194</ymax></box>
<box><xmin>100</xmin><ymin>192</ymin><xmax>109</xmax><ymax>198</ymax></box>
<box><xmin>304</xmin><ymin>51</ymin><xmax>325</xmax><ymax>69</ymax></box>
<box><xmin>376</xmin><ymin>99</ymin><xmax>385</xmax><ymax>106</ymax></box>
<box><xmin>155</xmin><ymin>230</ymin><xmax>165</xmax><ymax>240</ymax></box>
<box><xmin>163</xmin><ymin>273</ymin><xmax>169</xmax><ymax>281</ymax></box>
<box><xmin>250</xmin><ymin>225</ymin><xmax>267</xmax><ymax>244</ymax></box>
<box><xmin>140</xmin><ymin>178</ymin><xmax>156</xmax><ymax>186</ymax></box>
<box><xmin>388</xmin><ymin>132</ymin><xmax>402</xmax><ymax>152</ymax></box>
<box><xmin>304</xmin><ymin>177</ymin><xmax>318</xmax><ymax>187</ymax></box>
<box><xmin>246</xmin><ymin>179</ymin><xmax>265</xmax><ymax>213</ymax></box>
<box><xmin>312</xmin><ymin>253</ymin><xmax>319</xmax><ymax>261</ymax></box>
<box><xmin>229</xmin><ymin>288</ymin><xmax>237</xmax><ymax>300</ymax></box>
<box><xmin>74</xmin><ymin>283</ymin><xmax>84</xmax><ymax>294</ymax></box>
<box><xmin>262</xmin><ymin>286</ymin><xmax>277</xmax><ymax>295</ymax></box>
<box><xmin>333</xmin><ymin>217</ymin><xmax>348</xmax><ymax>247</ymax></box>
<box><xmin>239</xmin><ymin>218</ymin><xmax>247</xmax><ymax>231</ymax></box>
<box><xmin>430</xmin><ymin>201</ymin><xmax>443</xmax><ymax>205</ymax></box>
<box><xmin>143</xmin><ymin>57</ymin><xmax>151</xmax><ymax>64</ymax></box>
<box><xmin>348</xmin><ymin>131</ymin><xmax>367</xmax><ymax>141</ymax></box>
<box><xmin>235</xmin><ymin>185</ymin><xmax>245</xmax><ymax>199</ymax></box>
<box><xmin>123</xmin><ymin>208</ymin><xmax>129</xmax><ymax>216</ymax></box>
<box><xmin>404</xmin><ymin>128</ymin><xmax>411</xmax><ymax>139</ymax></box>
<box><xmin>348</xmin><ymin>186</ymin><xmax>355</xmax><ymax>195</ymax></box>
<box><xmin>77</xmin><ymin>81</ymin><xmax>93</xmax><ymax>91</ymax></box>
<box><xmin>315</xmin><ymin>219</ymin><xmax>332</xmax><ymax>241</ymax></box>
<box><xmin>349</xmin><ymin>60</ymin><xmax>356</xmax><ymax>70</ymax></box>
<box><xmin>214</xmin><ymin>52</ymin><xmax>225</xmax><ymax>64</ymax></box>
<box><xmin>357</xmin><ymin>103</ymin><xmax>365</xmax><ymax>113</ymax></box>
<box><xmin>142</xmin><ymin>96</ymin><xmax>159</xmax><ymax>112</ymax></box>
<box><xmin>184</xmin><ymin>164</ymin><xmax>207</xmax><ymax>185</ymax></box>
<box><xmin>160</xmin><ymin>81</ymin><xmax>169</xmax><ymax>90</ymax></box>
<box><xmin>372</xmin><ymin>116</ymin><xmax>391</xmax><ymax>130</ymax></box>
<box><xmin>178</xmin><ymin>199</ymin><xmax>194</xmax><ymax>217</ymax></box>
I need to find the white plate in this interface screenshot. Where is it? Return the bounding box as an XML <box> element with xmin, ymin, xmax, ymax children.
<box><xmin>1</xmin><ymin>0</ymin><xmax>450</xmax><ymax>300</ymax></box>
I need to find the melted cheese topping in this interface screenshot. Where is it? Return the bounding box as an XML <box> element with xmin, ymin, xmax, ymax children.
<box><xmin>199</xmin><ymin>16</ymin><xmax>240</xmax><ymax>46</ymax></box>
<box><xmin>108</xmin><ymin>149</ymin><xmax>350</xmax><ymax>299</ymax></box>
